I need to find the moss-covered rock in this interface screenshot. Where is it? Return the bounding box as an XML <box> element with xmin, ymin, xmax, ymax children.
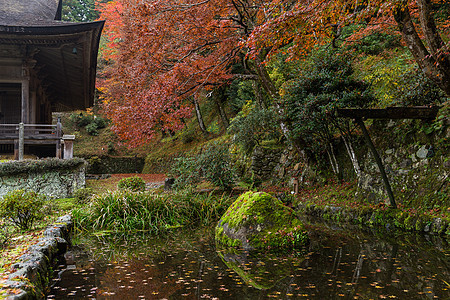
<box><xmin>215</xmin><ymin>191</ymin><xmax>308</xmax><ymax>250</ymax></box>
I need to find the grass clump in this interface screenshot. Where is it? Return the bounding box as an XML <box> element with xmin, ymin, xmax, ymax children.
<box><xmin>117</xmin><ymin>176</ymin><xmax>146</xmax><ymax>192</ymax></box>
<box><xmin>73</xmin><ymin>188</ymin><xmax>94</xmax><ymax>204</ymax></box>
<box><xmin>73</xmin><ymin>190</ymin><xmax>234</xmax><ymax>233</ymax></box>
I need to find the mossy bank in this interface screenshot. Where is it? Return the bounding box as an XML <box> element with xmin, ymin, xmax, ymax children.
<box><xmin>298</xmin><ymin>202</ymin><xmax>450</xmax><ymax>236</ymax></box>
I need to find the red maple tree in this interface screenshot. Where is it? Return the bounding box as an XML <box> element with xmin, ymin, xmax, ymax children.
<box><xmin>98</xmin><ymin>0</ymin><xmax>450</xmax><ymax>147</ymax></box>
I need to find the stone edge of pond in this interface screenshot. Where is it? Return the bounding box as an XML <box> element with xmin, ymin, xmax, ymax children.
<box><xmin>298</xmin><ymin>203</ymin><xmax>450</xmax><ymax>236</ymax></box>
<box><xmin>0</xmin><ymin>215</ymin><xmax>72</xmax><ymax>300</ymax></box>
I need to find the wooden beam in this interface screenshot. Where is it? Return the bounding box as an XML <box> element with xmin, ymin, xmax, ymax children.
<box><xmin>355</xmin><ymin>118</ymin><xmax>397</xmax><ymax>208</ymax></box>
<box><xmin>337</xmin><ymin>106</ymin><xmax>440</xmax><ymax>120</ymax></box>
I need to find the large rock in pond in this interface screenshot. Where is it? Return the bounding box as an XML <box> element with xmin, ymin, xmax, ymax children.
<box><xmin>215</xmin><ymin>191</ymin><xmax>308</xmax><ymax>250</ymax></box>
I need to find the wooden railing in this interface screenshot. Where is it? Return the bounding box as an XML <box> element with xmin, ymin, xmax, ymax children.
<box><xmin>0</xmin><ymin>119</ymin><xmax>63</xmax><ymax>160</ymax></box>
<box><xmin>0</xmin><ymin>123</ymin><xmax>62</xmax><ymax>140</ymax></box>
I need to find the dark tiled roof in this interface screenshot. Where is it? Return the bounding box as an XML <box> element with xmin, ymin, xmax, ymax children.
<box><xmin>0</xmin><ymin>0</ymin><xmax>61</xmax><ymax>26</ymax></box>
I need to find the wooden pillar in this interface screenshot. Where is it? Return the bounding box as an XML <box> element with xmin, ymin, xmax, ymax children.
<box><xmin>30</xmin><ymin>91</ymin><xmax>37</xmax><ymax>124</ymax></box>
<box><xmin>21</xmin><ymin>79</ymin><xmax>29</xmax><ymax>124</ymax></box>
<box><xmin>18</xmin><ymin>122</ymin><xmax>24</xmax><ymax>161</ymax></box>
<box><xmin>56</xmin><ymin>117</ymin><xmax>62</xmax><ymax>159</ymax></box>
<box><xmin>293</xmin><ymin>177</ymin><xmax>299</xmax><ymax>195</ymax></box>
<box><xmin>14</xmin><ymin>139</ymin><xmax>19</xmax><ymax>160</ymax></box>
<box><xmin>355</xmin><ymin>118</ymin><xmax>396</xmax><ymax>208</ymax></box>
<box><xmin>63</xmin><ymin>135</ymin><xmax>75</xmax><ymax>159</ymax></box>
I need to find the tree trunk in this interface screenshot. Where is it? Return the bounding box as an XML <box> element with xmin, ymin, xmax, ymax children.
<box><xmin>326</xmin><ymin>142</ymin><xmax>340</xmax><ymax>178</ymax></box>
<box><xmin>394</xmin><ymin>1</ymin><xmax>450</xmax><ymax>96</ymax></box>
<box><xmin>193</xmin><ymin>97</ymin><xmax>208</xmax><ymax>136</ymax></box>
<box><xmin>252</xmin><ymin>54</ymin><xmax>307</xmax><ymax>156</ymax></box>
<box><xmin>253</xmin><ymin>81</ymin><xmax>266</xmax><ymax>109</ymax></box>
<box><xmin>341</xmin><ymin>131</ymin><xmax>362</xmax><ymax>178</ymax></box>
<box><xmin>214</xmin><ymin>88</ymin><xmax>229</xmax><ymax>129</ymax></box>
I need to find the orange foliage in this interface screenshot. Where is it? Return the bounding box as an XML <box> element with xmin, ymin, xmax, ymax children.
<box><xmin>97</xmin><ymin>0</ymin><xmax>450</xmax><ymax>147</ymax></box>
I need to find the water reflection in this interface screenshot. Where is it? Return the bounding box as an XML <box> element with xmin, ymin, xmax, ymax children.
<box><xmin>47</xmin><ymin>224</ymin><xmax>449</xmax><ymax>299</ymax></box>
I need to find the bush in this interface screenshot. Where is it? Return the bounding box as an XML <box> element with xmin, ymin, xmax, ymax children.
<box><xmin>197</xmin><ymin>142</ymin><xmax>235</xmax><ymax>190</ymax></box>
<box><xmin>69</xmin><ymin>113</ymin><xmax>94</xmax><ymax>127</ymax></box>
<box><xmin>281</xmin><ymin>49</ymin><xmax>373</xmax><ymax>155</ymax></box>
<box><xmin>0</xmin><ymin>190</ymin><xmax>46</xmax><ymax>231</ymax></box>
<box><xmin>94</xmin><ymin>117</ymin><xmax>108</xmax><ymax>129</ymax></box>
<box><xmin>85</xmin><ymin>122</ymin><xmax>99</xmax><ymax>136</ymax></box>
<box><xmin>73</xmin><ymin>188</ymin><xmax>93</xmax><ymax>204</ymax></box>
<box><xmin>171</xmin><ymin>156</ymin><xmax>201</xmax><ymax>189</ymax></box>
<box><xmin>170</xmin><ymin>142</ymin><xmax>236</xmax><ymax>190</ymax></box>
<box><xmin>228</xmin><ymin>104</ymin><xmax>281</xmax><ymax>153</ymax></box>
<box><xmin>69</xmin><ymin>113</ymin><xmax>108</xmax><ymax>135</ymax></box>
<box><xmin>117</xmin><ymin>176</ymin><xmax>146</xmax><ymax>192</ymax></box>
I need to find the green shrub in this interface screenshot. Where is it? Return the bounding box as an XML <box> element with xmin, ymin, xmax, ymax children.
<box><xmin>93</xmin><ymin>117</ymin><xmax>108</xmax><ymax>129</ymax></box>
<box><xmin>69</xmin><ymin>113</ymin><xmax>108</xmax><ymax>134</ymax></box>
<box><xmin>171</xmin><ymin>156</ymin><xmax>201</xmax><ymax>189</ymax></box>
<box><xmin>69</xmin><ymin>113</ymin><xmax>94</xmax><ymax>127</ymax></box>
<box><xmin>85</xmin><ymin>122</ymin><xmax>99</xmax><ymax>136</ymax></box>
<box><xmin>0</xmin><ymin>190</ymin><xmax>46</xmax><ymax>231</ymax></box>
<box><xmin>73</xmin><ymin>188</ymin><xmax>94</xmax><ymax>204</ymax></box>
<box><xmin>228</xmin><ymin>104</ymin><xmax>281</xmax><ymax>153</ymax></box>
<box><xmin>197</xmin><ymin>142</ymin><xmax>235</xmax><ymax>190</ymax></box>
<box><xmin>350</xmin><ymin>32</ymin><xmax>400</xmax><ymax>55</ymax></box>
<box><xmin>117</xmin><ymin>176</ymin><xmax>146</xmax><ymax>192</ymax></box>
<box><xmin>170</xmin><ymin>143</ymin><xmax>236</xmax><ymax>190</ymax></box>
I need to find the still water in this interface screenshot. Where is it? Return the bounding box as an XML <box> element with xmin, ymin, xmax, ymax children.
<box><xmin>47</xmin><ymin>222</ymin><xmax>449</xmax><ymax>299</ymax></box>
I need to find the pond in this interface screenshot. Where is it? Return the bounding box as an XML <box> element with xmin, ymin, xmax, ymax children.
<box><xmin>47</xmin><ymin>222</ymin><xmax>450</xmax><ymax>299</ymax></box>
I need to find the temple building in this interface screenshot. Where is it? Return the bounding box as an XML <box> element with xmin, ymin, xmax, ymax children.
<box><xmin>0</xmin><ymin>0</ymin><xmax>103</xmax><ymax>158</ymax></box>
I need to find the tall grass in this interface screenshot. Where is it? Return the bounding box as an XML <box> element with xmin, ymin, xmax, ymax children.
<box><xmin>72</xmin><ymin>190</ymin><xmax>233</xmax><ymax>233</ymax></box>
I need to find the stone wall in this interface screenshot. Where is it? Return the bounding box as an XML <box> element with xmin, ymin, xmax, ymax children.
<box><xmin>0</xmin><ymin>215</ymin><xmax>73</xmax><ymax>300</ymax></box>
<box><xmin>252</xmin><ymin>109</ymin><xmax>449</xmax><ymax>206</ymax></box>
<box><xmin>251</xmin><ymin>147</ymin><xmax>283</xmax><ymax>181</ymax></box>
<box><xmin>0</xmin><ymin>158</ymin><xmax>86</xmax><ymax>198</ymax></box>
<box><xmin>86</xmin><ymin>155</ymin><xmax>145</xmax><ymax>174</ymax></box>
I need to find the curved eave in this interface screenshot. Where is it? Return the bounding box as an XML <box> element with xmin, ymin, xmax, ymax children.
<box><xmin>0</xmin><ymin>21</ymin><xmax>105</xmax><ymax>36</ymax></box>
<box><xmin>0</xmin><ymin>21</ymin><xmax>105</xmax><ymax>111</ymax></box>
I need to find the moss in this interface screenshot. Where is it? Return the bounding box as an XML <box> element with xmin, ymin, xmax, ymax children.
<box><xmin>0</xmin><ymin>158</ymin><xmax>86</xmax><ymax>176</ymax></box>
<box><xmin>404</xmin><ymin>215</ymin><xmax>417</xmax><ymax>231</ymax></box>
<box><xmin>215</xmin><ymin>191</ymin><xmax>308</xmax><ymax>250</ymax></box>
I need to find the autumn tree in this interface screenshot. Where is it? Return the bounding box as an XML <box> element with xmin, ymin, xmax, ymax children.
<box><xmin>98</xmin><ymin>0</ymin><xmax>449</xmax><ymax>149</ymax></box>
<box><xmin>98</xmin><ymin>0</ymin><xmax>244</xmax><ymax>146</ymax></box>
<box><xmin>247</xmin><ymin>0</ymin><xmax>450</xmax><ymax>96</ymax></box>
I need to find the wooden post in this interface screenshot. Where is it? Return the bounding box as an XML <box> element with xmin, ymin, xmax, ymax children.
<box><xmin>62</xmin><ymin>135</ymin><xmax>75</xmax><ymax>159</ymax></box>
<box><xmin>18</xmin><ymin>122</ymin><xmax>24</xmax><ymax>161</ymax></box>
<box><xmin>21</xmin><ymin>79</ymin><xmax>29</xmax><ymax>124</ymax></box>
<box><xmin>14</xmin><ymin>139</ymin><xmax>19</xmax><ymax>160</ymax></box>
<box><xmin>355</xmin><ymin>118</ymin><xmax>396</xmax><ymax>208</ymax></box>
<box><xmin>293</xmin><ymin>177</ymin><xmax>299</xmax><ymax>195</ymax></box>
<box><xmin>56</xmin><ymin>117</ymin><xmax>62</xmax><ymax>159</ymax></box>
